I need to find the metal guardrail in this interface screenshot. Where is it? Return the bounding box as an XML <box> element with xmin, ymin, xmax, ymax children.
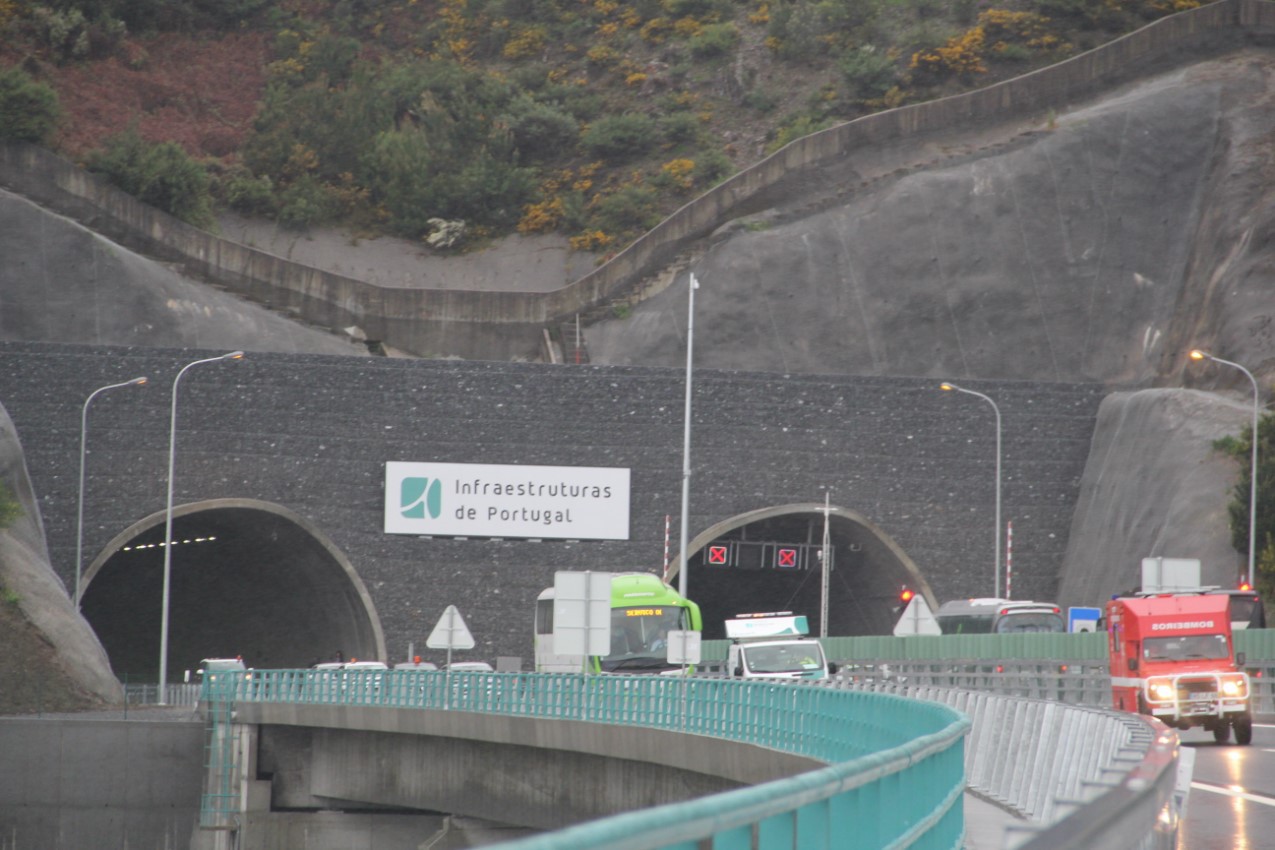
<box><xmin>124</xmin><ymin>683</ymin><xmax>201</xmax><ymax>707</ymax></box>
<box><xmin>200</xmin><ymin>669</ymin><xmax>970</xmax><ymax>850</ymax></box>
<box><xmin>826</xmin><ymin>657</ymin><xmax>1275</xmax><ymax>718</ymax></box>
<box><xmin>854</xmin><ymin>683</ymin><xmax>1180</xmax><ymax>850</ymax></box>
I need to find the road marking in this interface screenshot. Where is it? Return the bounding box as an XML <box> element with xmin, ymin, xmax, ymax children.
<box><xmin>1191</xmin><ymin>781</ymin><xmax>1275</xmax><ymax>807</ymax></box>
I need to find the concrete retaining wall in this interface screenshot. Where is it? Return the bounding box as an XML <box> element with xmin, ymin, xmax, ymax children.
<box><xmin>3</xmin><ymin>1</ymin><xmax>1275</xmax><ymax>359</ymax></box>
<box><xmin>0</xmin><ymin>715</ymin><xmax>205</xmax><ymax>850</ymax></box>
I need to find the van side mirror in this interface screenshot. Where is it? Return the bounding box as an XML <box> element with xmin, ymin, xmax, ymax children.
<box><xmin>1237</xmin><ymin>652</ymin><xmax>1246</xmax><ymax>667</ymax></box>
<box><xmin>828</xmin><ymin>662</ymin><xmax>839</xmax><ymax>675</ymax></box>
<box><xmin>1128</xmin><ymin>657</ymin><xmax>1138</xmax><ymax>672</ymax></box>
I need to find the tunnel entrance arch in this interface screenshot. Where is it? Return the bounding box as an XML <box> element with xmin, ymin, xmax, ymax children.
<box><xmin>669</xmin><ymin>504</ymin><xmax>936</xmax><ymax>639</ymax></box>
<box><xmin>79</xmin><ymin>498</ymin><xmax>385</xmax><ymax>682</ymax></box>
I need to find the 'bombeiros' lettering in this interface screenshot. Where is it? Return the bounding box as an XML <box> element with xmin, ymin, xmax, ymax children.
<box><xmin>1150</xmin><ymin>620</ymin><xmax>1215</xmax><ymax>630</ymax></box>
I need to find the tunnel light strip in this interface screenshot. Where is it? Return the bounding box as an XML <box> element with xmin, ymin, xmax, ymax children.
<box><xmin>122</xmin><ymin>536</ymin><xmax>218</xmax><ymax>552</ymax></box>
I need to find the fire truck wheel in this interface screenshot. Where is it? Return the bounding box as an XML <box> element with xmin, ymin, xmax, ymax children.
<box><xmin>1235</xmin><ymin>717</ymin><xmax>1254</xmax><ymax>746</ymax></box>
<box><xmin>1213</xmin><ymin>723</ymin><xmax>1232</xmax><ymax>744</ymax></box>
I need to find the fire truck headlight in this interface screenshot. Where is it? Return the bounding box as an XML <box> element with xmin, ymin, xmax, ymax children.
<box><xmin>1148</xmin><ymin>680</ymin><xmax>1176</xmax><ymax>701</ymax></box>
<box><xmin>1221</xmin><ymin>676</ymin><xmax>1248</xmax><ymax>698</ymax></box>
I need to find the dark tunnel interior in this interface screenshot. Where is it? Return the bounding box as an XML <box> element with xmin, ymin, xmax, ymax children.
<box><xmin>687</xmin><ymin>512</ymin><xmax>917</xmax><ymax>640</ymax></box>
<box><xmin>80</xmin><ymin>505</ymin><xmax>379</xmax><ymax>682</ymax></box>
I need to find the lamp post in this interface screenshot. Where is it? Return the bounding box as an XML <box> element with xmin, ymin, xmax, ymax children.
<box><xmin>158</xmin><ymin>352</ymin><xmax>243</xmax><ymax>703</ymax></box>
<box><xmin>678</xmin><ymin>274</ymin><xmax>699</xmax><ymax>600</ymax></box>
<box><xmin>76</xmin><ymin>377</ymin><xmax>148</xmax><ymax>610</ymax></box>
<box><xmin>940</xmin><ymin>382</ymin><xmax>1003</xmax><ymax>598</ymax></box>
<box><xmin>1190</xmin><ymin>349</ymin><xmax>1259</xmax><ymax>588</ymax></box>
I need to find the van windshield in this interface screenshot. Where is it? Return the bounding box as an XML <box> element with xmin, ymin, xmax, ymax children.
<box><xmin>744</xmin><ymin>643</ymin><xmax>825</xmax><ymax>674</ymax></box>
<box><xmin>1142</xmin><ymin>634</ymin><xmax>1230</xmax><ymax>661</ymax></box>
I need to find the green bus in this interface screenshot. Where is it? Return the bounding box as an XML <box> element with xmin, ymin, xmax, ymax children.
<box><xmin>534</xmin><ymin>572</ymin><xmax>703</xmax><ymax>674</ymax></box>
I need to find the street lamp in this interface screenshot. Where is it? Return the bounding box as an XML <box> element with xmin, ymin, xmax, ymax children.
<box><xmin>158</xmin><ymin>351</ymin><xmax>243</xmax><ymax>703</ymax></box>
<box><xmin>1190</xmin><ymin>349</ymin><xmax>1259</xmax><ymax>588</ymax></box>
<box><xmin>678</xmin><ymin>274</ymin><xmax>699</xmax><ymax>600</ymax></box>
<box><xmin>76</xmin><ymin>377</ymin><xmax>148</xmax><ymax>610</ymax></box>
<box><xmin>940</xmin><ymin>382</ymin><xmax>1003</xmax><ymax>598</ymax></box>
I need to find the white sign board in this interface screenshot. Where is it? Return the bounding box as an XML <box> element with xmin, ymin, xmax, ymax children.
<box><xmin>385</xmin><ymin>461</ymin><xmax>630</xmax><ymax>540</ymax></box>
<box><xmin>1141</xmin><ymin>557</ymin><xmax>1201</xmax><ymax>593</ymax></box>
<box><xmin>552</xmin><ymin>571</ymin><xmax>612</xmax><ymax>657</ymax></box>
<box><xmin>427</xmin><ymin>605</ymin><xmax>475</xmax><ymax>650</ymax></box>
<box><xmin>666</xmin><ymin>630</ymin><xmax>701</xmax><ymax>665</ymax></box>
<box><xmin>893</xmin><ymin>596</ymin><xmax>942</xmax><ymax>636</ymax></box>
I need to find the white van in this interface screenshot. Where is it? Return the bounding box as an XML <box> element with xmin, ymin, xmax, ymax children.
<box><xmin>724</xmin><ymin>613</ymin><xmax>835</xmax><ymax>681</ymax></box>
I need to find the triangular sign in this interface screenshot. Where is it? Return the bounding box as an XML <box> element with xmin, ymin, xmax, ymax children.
<box><xmin>893</xmin><ymin>595</ymin><xmax>942</xmax><ymax>636</ymax></box>
<box><xmin>427</xmin><ymin>605</ymin><xmax>476</xmax><ymax>650</ymax></box>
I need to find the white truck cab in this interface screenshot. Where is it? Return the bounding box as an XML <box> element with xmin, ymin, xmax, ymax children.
<box><xmin>195</xmin><ymin>657</ymin><xmax>249</xmax><ymax>683</ymax></box>
<box><xmin>724</xmin><ymin>612</ymin><xmax>836</xmax><ymax>680</ymax></box>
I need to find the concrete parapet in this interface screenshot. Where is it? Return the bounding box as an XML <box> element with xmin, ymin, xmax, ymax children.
<box><xmin>0</xmin><ymin>714</ymin><xmax>205</xmax><ymax>850</ymax></box>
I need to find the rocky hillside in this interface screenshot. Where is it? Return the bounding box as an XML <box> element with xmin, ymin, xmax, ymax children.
<box><xmin>0</xmin><ymin>408</ymin><xmax>121</xmax><ymax>715</ymax></box>
<box><xmin>0</xmin><ymin>0</ymin><xmax>1189</xmax><ymax>250</ymax></box>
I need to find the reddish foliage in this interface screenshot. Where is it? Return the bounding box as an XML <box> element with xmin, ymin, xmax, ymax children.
<box><xmin>6</xmin><ymin>31</ymin><xmax>270</xmax><ymax>163</ymax></box>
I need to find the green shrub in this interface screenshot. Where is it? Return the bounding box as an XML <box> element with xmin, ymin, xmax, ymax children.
<box><xmin>839</xmin><ymin>46</ymin><xmax>899</xmax><ymax>100</ymax></box>
<box><xmin>768</xmin><ymin>1</ymin><xmax>829</xmax><ymax>62</ymax></box>
<box><xmin>590</xmin><ymin>183</ymin><xmax>662</xmax><ymax>236</ymax></box>
<box><xmin>220</xmin><ymin>169</ymin><xmax>276</xmax><ymax>216</ymax></box>
<box><xmin>693</xmin><ymin>148</ymin><xmax>734</xmax><ymax>185</ymax></box>
<box><xmin>30</xmin><ymin>6</ymin><xmax>91</xmax><ymax>63</ymax></box>
<box><xmin>558</xmin><ymin>89</ymin><xmax>606</xmax><ymax>122</ymax></box>
<box><xmin>658</xmin><ymin>111</ymin><xmax>700</xmax><ymax>144</ymax></box>
<box><xmin>0</xmin><ymin>480</ymin><xmax>20</xmax><ymax>530</ymax></box>
<box><xmin>661</xmin><ymin>0</ymin><xmax>730</xmax><ymax>17</ymax></box>
<box><xmin>276</xmin><ymin>174</ymin><xmax>334</xmax><ymax>229</ymax></box>
<box><xmin>689</xmin><ymin>22</ymin><xmax>738</xmax><ymax>58</ymax></box>
<box><xmin>87</xmin><ymin>128</ymin><xmax>214</xmax><ymax>227</ymax></box>
<box><xmin>765</xmin><ymin>113</ymin><xmax>832</xmax><ymax>155</ymax></box>
<box><xmin>743</xmin><ymin>89</ymin><xmax>779</xmax><ymax>113</ymax></box>
<box><xmin>581</xmin><ymin>113</ymin><xmax>659</xmax><ymax>161</ymax></box>
<box><xmin>505</xmin><ymin>98</ymin><xmax>579</xmax><ymax>162</ymax></box>
<box><xmin>0</xmin><ymin>68</ymin><xmax>61</xmax><ymax>144</ymax></box>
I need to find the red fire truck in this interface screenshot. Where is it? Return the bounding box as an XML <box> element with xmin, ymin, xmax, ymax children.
<box><xmin>1106</xmin><ymin>593</ymin><xmax>1252</xmax><ymax>745</ymax></box>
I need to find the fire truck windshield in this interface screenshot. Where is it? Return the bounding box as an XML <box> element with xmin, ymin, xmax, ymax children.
<box><xmin>1142</xmin><ymin>633</ymin><xmax>1229</xmax><ymax>661</ymax></box>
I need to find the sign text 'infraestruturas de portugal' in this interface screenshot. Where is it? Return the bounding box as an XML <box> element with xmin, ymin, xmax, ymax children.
<box><xmin>384</xmin><ymin>461</ymin><xmax>630</xmax><ymax>540</ymax></box>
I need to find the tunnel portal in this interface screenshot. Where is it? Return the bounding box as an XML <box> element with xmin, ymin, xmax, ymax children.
<box><xmin>681</xmin><ymin>505</ymin><xmax>935</xmax><ymax>640</ymax></box>
<box><xmin>79</xmin><ymin>499</ymin><xmax>384</xmax><ymax>682</ymax></box>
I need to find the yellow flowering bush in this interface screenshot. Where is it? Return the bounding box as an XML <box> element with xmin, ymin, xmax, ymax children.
<box><xmin>502</xmin><ymin>25</ymin><xmax>547</xmax><ymax>59</ymax></box>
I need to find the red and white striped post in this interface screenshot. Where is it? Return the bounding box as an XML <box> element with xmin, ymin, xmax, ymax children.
<box><xmin>1005</xmin><ymin>520</ymin><xmax>1013</xmax><ymax>600</ymax></box>
<box><xmin>662</xmin><ymin>515</ymin><xmax>671</xmax><ymax>582</ymax></box>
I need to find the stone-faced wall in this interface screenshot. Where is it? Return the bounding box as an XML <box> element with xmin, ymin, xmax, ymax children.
<box><xmin>0</xmin><ymin>342</ymin><xmax>1103</xmax><ymax>663</ymax></box>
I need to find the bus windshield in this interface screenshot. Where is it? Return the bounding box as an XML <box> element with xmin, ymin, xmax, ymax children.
<box><xmin>603</xmin><ymin>606</ymin><xmax>687</xmax><ymax>672</ymax></box>
<box><xmin>936</xmin><ymin>614</ymin><xmax>994</xmax><ymax>634</ymax></box>
<box><xmin>1142</xmin><ymin>634</ymin><xmax>1230</xmax><ymax>661</ymax></box>
<box><xmin>993</xmin><ymin>611</ymin><xmax>1065</xmax><ymax>634</ymax></box>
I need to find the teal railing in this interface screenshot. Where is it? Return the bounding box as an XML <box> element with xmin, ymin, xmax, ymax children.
<box><xmin>701</xmin><ymin>632</ymin><xmax>1112</xmax><ymax>664</ymax></box>
<box><xmin>200</xmin><ymin>669</ymin><xmax>970</xmax><ymax>849</ymax></box>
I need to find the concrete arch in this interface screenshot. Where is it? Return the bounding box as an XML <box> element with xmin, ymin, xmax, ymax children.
<box><xmin>669</xmin><ymin>503</ymin><xmax>938</xmax><ymax>639</ymax></box>
<box><xmin>80</xmin><ymin>498</ymin><xmax>386</xmax><ymax>681</ymax></box>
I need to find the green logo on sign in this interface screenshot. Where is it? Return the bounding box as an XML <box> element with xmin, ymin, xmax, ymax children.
<box><xmin>401</xmin><ymin>477</ymin><xmax>442</xmax><ymax>519</ymax></box>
